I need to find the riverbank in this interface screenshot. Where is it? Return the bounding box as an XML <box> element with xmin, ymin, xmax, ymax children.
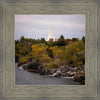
<box><xmin>15</xmin><ymin>63</ymin><xmax>81</xmax><ymax>85</ymax></box>
<box><xmin>16</xmin><ymin>62</ymin><xmax>85</xmax><ymax>85</ymax></box>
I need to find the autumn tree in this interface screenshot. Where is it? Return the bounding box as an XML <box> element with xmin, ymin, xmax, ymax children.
<box><xmin>65</xmin><ymin>38</ymin><xmax>72</xmax><ymax>45</ymax></box>
<box><xmin>49</xmin><ymin>46</ymin><xmax>62</xmax><ymax>58</ymax></box>
<box><xmin>31</xmin><ymin>44</ymin><xmax>51</xmax><ymax>64</ymax></box>
<box><xmin>60</xmin><ymin>40</ymin><xmax>85</xmax><ymax>67</ymax></box>
<box><xmin>46</xmin><ymin>47</ymin><xmax>54</xmax><ymax>58</ymax></box>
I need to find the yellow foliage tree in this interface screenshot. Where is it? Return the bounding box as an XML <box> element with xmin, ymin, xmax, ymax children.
<box><xmin>31</xmin><ymin>44</ymin><xmax>47</xmax><ymax>57</ymax></box>
<box><xmin>31</xmin><ymin>44</ymin><xmax>51</xmax><ymax>63</ymax></box>
<box><xmin>49</xmin><ymin>46</ymin><xmax>62</xmax><ymax>58</ymax></box>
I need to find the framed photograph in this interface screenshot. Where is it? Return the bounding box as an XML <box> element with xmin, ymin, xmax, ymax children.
<box><xmin>15</xmin><ymin>15</ymin><xmax>85</xmax><ymax>85</ymax></box>
<box><xmin>0</xmin><ymin>0</ymin><xmax>99</xmax><ymax>100</ymax></box>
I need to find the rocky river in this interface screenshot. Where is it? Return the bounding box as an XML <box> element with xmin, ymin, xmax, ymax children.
<box><xmin>15</xmin><ymin>63</ymin><xmax>81</xmax><ymax>85</ymax></box>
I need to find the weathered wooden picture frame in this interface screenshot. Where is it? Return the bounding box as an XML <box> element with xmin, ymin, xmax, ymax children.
<box><xmin>0</xmin><ymin>0</ymin><xmax>99</xmax><ymax>100</ymax></box>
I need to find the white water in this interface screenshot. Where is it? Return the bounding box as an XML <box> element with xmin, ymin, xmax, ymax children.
<box><xmin>63</xmin><ymin>76</ymin><xmax>74</xmax><ymax>79</ymax></box>
<box><xmin>18</xmin><ymin>66</ymin><xmax>23</xmax><ymax>70</ymax></box>
<box><xmin>49</xmin><ymin>70</ymin><xmax>74</xmax><ymax>79</ymax></box>
<box><xmin>48</xmin><ymin>70</ymin><xmax>61</xmax><ymax>76</ymax></box>
<box><xmin>49</xmin><ymin>73</ymin><xmax>56</xmax><ymax>76</ymax></box>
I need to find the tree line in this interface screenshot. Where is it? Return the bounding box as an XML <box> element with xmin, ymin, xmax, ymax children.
<box><xmin>15</xmin><ymin>35</ymin><xmax>85</xmax><ymax>68</ymax></box>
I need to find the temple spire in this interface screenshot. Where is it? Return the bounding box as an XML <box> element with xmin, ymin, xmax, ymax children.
<box><xmin>46</xmin><ymin>25</ymin><xmax>55</xmax><ymax>41</ymax></box>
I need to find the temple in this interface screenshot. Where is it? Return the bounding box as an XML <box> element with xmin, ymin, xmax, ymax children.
<box><xmin>46</xmin><ymin>25</ymin><xmax>55</xmax><ymax>41</ymax></box>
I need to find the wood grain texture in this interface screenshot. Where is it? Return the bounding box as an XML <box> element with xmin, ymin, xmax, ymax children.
<box><xmin>0</xmin><ymin>0</ymin><xmax>99</xmax><ymax>100</ymax></box>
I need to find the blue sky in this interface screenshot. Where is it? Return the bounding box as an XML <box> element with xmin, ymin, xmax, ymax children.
<box><xmin>15</xmin><ymin>15</ymin><xmax>85</xmax><ymax>40</ymax></box>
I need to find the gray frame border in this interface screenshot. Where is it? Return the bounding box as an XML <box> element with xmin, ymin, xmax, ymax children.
<box><xmin>0</xmin><ymin>0</ymin><xmax>100</xmax><ymax>100</ymax></box>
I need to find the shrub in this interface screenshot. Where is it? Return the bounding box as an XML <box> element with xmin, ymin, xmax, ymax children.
<box><xmin>47</xmin><ymin>62</ymin><xmax>58</xmax><ymax>69</ymax></box>
<box><xmin>76</xmin><ymin>61</ymin><xmax>83</xmax><ymax>66</ymax></box>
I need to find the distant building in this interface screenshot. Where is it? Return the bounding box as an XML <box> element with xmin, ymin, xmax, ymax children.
<box><xmin>46</xmin><ymin>25</ymin><xmax>55</xmax><ymax>41</ymax></box>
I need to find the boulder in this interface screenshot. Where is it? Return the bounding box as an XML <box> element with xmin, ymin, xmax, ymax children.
<box><xmin>22</xmin><ymin>62</ymin><xmax>40</xmax><ymax>71</ymax></box>
<box><xmin>38</xmin><ymin>65</ymin><xmax>46</xmax><ymax>75</ymax></box>
<box><xmin>48</xmin><ymin>69</ymin><xmax>58</xmax><ymax>75</ymax></box>
<box><xmin>60</xmin><ymin>73</ymin><xmax>66</xmax><ymax>77</ymax></box>
<box><xmin>38</xmin><ymin>65</ymin><xmax>50</xmax><ymax>75</ymax></box>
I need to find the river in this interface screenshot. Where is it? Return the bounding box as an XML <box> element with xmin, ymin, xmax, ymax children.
<box><xmin>15</xmin><ymin>63</ymin><xmax>81</xmax><ymax>85</ymax></box>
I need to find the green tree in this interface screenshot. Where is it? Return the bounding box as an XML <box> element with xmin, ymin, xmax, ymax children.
<box><xmin>57</xmin><ymin>35</ymin><xmax>65</xmax><ymax>46</ymax></box>
<box><xmin>82</xmin><ymin>36</ymin><xmax>85</xmax><ymax>43</ymax></box>
<box><xmin>47</xmin><ymin>41</ymin><xmax>54</xmax><ymax>47</ymax></box>
<box><xmin>72</xmin><ymin>38</ymin><xmax>78</xmax><ymax>42</ymax></box>
<box><xmin>20</xmin><ymin>36</ymin><xmax>25</xmax><ymax>42</ymax></box>
<box><xmin>60</xmin><ymin>40</ymin><xmax>85</xmax><ymax>67</ymax></box>
<box><xmin>40</xmin><ymin>38</ymin><xmax>46</xmax><ymax>43</ymax></box>
<box><xmin>65</xmin><ymin>38</ymin><xmax>72</xmax><ymax>45</ymax></box>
